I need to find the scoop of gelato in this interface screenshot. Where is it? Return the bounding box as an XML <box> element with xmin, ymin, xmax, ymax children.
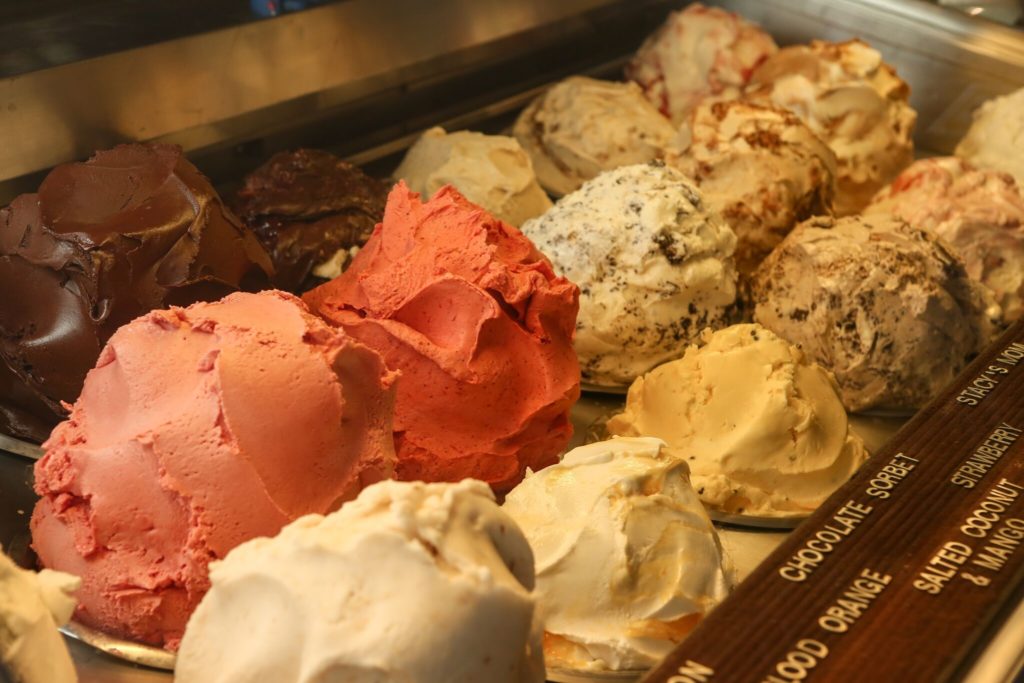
<box><xmin>866</xmin><ymin>157</ymin><xmax>1024</xmax><ymax>322</ymax></box>
<box><xmin>956</xmin><ymin>86</ymin><xmax>1024</xmax><ymax>188</ymax></box>
<box><xmin>667</xmin><ymin>100</ymin><xmax>837</xmax><ymax>273</ymax></box>
<box><xmin>231</xmin><ymin>149</ymin><xmax>387</xmax><ymax>292</ymax></box>
<box><xmin>0</xmin><ymin>143</ymin><xmax>273</xmax><ymax>444</ymax></box>
<box><xmin>304</xmin><ymin>183</ymin><xmax>579</xmax><ymax>493</ymax></box>
<box><xmin>0</xmin><ymin>550</ymin><xmax>79</xmax><ymax>683</ymax></box>
<box><xmin>513</xmin><ymin>76</ymin><xmax>676</xmax><ymax>196</ymax></box>
<box><xmin>751</xmin><ymin>215</ymin><xmax>998</xmax><ymax>412</ymax></box>
<box><xmin>31</xmin><ymin>291</ymin><xmax>396</xmax><ymax>649</ymax></box>
<box><xmin>746</xmin><ymin>39</ymin><xmax>916</xmax><ymax>216</ymax></box>
<box><xmin>395</xmin><ymin>127</ymin><xmax>552</xmax><ymax>226</ymax></box>
<box><xmin>626</xmin><ymin>3</ymin><xmax>778</xmax><ymax>125</ymax></box>
<box><xmin>521</xmin><ymin>162</ymin><xmax>737</xmax><ymax>387</ymax></box>
<box><xmin>177</xmin><ymin>480</ymin><xmax>543</xmax><ymax>683</ymax></box>
<box><xmin>608</xmin><ymin>324</ymin><xmax>868</xmax><ymax>516</ymax></box>
<box><xmin>503</xmin><ymin>437</ymin><xmax>732</xmax><ymax>671</ymax></box>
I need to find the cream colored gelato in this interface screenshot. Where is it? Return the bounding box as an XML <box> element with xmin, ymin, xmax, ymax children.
<box><xmin>746</xmin><ymin>39</ymin><xmax>916</xmax><ymax>216</ymax></box>
<box><xmin>503</xmin><ymin>437</ymin><xmax>732</xmax><ymax>672</ymax></box>
<box><xmin>0</xmin><ymin>549</ymin><xmax>79</xmax><ymax>683</ymax></box>
<box><xmin>394</xmin><ymin>127</ymin><xmax>553</xmax><ymax>226</ymax></box>
<box><xmin>865</xmin><ymin>157</ymin><xmax>1024</xmax><ymax>321</ymax></box>
<box><xmin>666</xmin><ymin>100</ymin><xmax>837</xmax><ymax>273</ymax></box>
<box><xmin>626</xmin><ymin>3</ymin><xmax>778</xmax><ymax>125</ymax></box>
<box><xmin>176</xmin><ymin>480</ymin><xmax>543</xmax><ymax>683</ymax></box>
<box><xmin>752</xmin><ymin>215</ymin><xmax>999</xmax><ymax>412</ymax></box>
<box><xmin>520</xmin><ymin>162</ymin><xmax>738</xmax><ymax>387</ymax></box>
<box><xmin>513</xmin><ymin>77</ymin><xmax>676</xmax><ymax>196</ymax></box>
<box><xmin>956</xmin><ymin>87</ymin><xmax>1024</xmax><ymax>188</ymax></box>
<box><xmin>607</xmin><ymin>324</ymin><xmax>868</xmax><ymax>516</ymax></box>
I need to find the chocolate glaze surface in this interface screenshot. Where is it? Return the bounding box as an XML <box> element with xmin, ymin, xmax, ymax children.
<box><xmin>0</xmin><ymin>143</ymin><xmax>273</xmax><ymax>443</ymax></box>
<box><xmin>232</xmin><ymin>149</ymin><xmax>388</xmax><ymax>293</ymax></box>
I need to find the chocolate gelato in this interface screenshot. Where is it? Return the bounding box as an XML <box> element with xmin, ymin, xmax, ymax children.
<box><xmin>0</xmin><ymin>143</ymin><xmax>273</xmax><ymax>443</ymax></box>
<box><xmin>232</xmin><ymin>149</ymin><xmax>388</xmax><ymax>292</ymax></box>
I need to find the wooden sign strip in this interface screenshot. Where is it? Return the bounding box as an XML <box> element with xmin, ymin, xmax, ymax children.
<box><xmin>643</xmin><ymin>318</ymin><xmax>1024</xmax><ymax>683</ymax></box>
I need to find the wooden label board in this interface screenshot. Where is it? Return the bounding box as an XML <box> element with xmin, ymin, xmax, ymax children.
<box><xmin>643</xmin><ymin>319</ymin><xmax>1024</xmax><ymax>683</ymax></box>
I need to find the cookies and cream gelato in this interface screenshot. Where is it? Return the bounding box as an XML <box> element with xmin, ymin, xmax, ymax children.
<box><xmin>751</xmin><ymin>215</ymin><xmax>998</xmax><ymax>412</ymax></box>
<box><xmin>746</xmin><ymin>39</ymin><xmax>916</xmax><ymax>216</ymax></box>
<box><xmin>177</xmin><ymin>480</ymin><xmax>544</xmax><ymax>683</ymax></box>
<box><xmin>956</xmin><ymin>86</ymin><xmax>1024</xmax><ymax>188</ymax></box>
<box><xmin>513</xmin><ymin>76</ymin><xmax>676</xmax><ymax>196</ymax></box>
<box><xmin>520</xmin><ymin>162</ymin><xmax>737</xmax><ymax>387</ymax></box>
<box><xmin>607</xmin><ymin>324</ymin><xmax>868</xmax><ymax>516</ymax></box>
<box><xmin>503</xmin><ymin>437</ymin><xmax>732</xmax><ymax>672</ymax></box>
<box><xmin>865</xmin><ymin>157</ymin><xmax>1024</xmax><ymax>321</ymax></box>
<box><xmin>0</xmin><ymin>550</ymin><xmax>79</xmax><ymax>683</ymax></box>
<box><xmin>394</xmin><ymin>127</ymin><xmax>552</xmax><ymax>226</ymax></box>
<box><xmin>667</xmin><ymin>100</ymin><xmax>837</xmax><ymax>273</ymax></box>
<box><xmin>626</xmin><ymin>3</ymin><xmax>778</xmax><ymax>125</ymax></box>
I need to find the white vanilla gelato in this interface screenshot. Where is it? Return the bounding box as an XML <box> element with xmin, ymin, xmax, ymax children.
<box><xmin>503</xmin><ymin>437</ymin><xmax>732</xmax><ymax>672</ymax></box>
<box><xmin>752</xmin><ymin>215</ymin><xmax>999</xmax><ymax>412</ymax></box>
<box><xmin>746</xmin><ymin>39</ymin><xmax>916</xmax><ymax>216</ymax></box>
<box><xmin>513</xmin><ymin>77</ymin><xmax>676</xmax><ymax>196</ymax></box>
<box><xmin>956</xmin><ymin>87</ymin><xmax>1024</xmax><ymax>188</ymax></box>
<box><xmin>607</xmin><ymin>324</ymin><xmax>868</xmax><ymax>516</ymax></box>
<box><xmin>865</xmin><ymin>157</ymin><xmax>1024</xmax><ymax>321</ymax></box>
<box><xmin>176</xmin><ymin>480</ymin><xmax>544</xmax><ymax>683</ymax></box>
<box><xmin>394</xmin><ymin>127</ymin><xmax>553</xmax><ymax>226</ymax></box>
<box><xmin>520</xmin><ymin>162</ymin><xmax>738</xmax><ymax>387</ymax></box>
<box><xmin>667</xmin><ymin>100</ymin><xmax>837</xmax><ymax>272</ymax></box>
<box><xmin>0</xmin><ymin>549</ymin><xmax>79</xmax><ymax>683</ymax></box>
<box><xmin>626</xmin><ymin>3</ymin><xmax>778</xmax><ymax>125</ymax></box>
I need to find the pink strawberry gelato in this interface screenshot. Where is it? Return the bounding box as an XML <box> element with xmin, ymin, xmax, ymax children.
<box><xmin>626</xmin><ymin>3</ymin><xmax>777</xmax><ymax>125</ymax></box>
<box><xmin>30</xmin><ymin>290</ymin><xmax>396</xmax><ymax>650</ymax></box>
<box><xmin>304</xmin><ymin>182</ymin><xmax>580</xmax><ymax>493</ymax></box>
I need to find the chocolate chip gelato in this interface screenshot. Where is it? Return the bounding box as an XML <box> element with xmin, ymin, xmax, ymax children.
<box><xmin>751</xmin><ymin>215</ymin><xmax>999</xmax><ymax>412</ymax></box>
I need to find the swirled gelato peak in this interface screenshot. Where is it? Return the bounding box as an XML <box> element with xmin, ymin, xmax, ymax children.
<box><xmin>0</xmin><ymin>143</ymin><xmax>273</xmax><ymax>444</ymax></box>
<box><xmin>512</xmin><ymin>76</ymin><xmax>676</xmax><ymax>196</ymax></box>
<box><xmin>177</xmin><ymin>480</ymin><xmax>543</xmax><ymax>683</ymax></box>
<box><xmin>667</xmin><ymin>100</ymin><xmax>837</xmax><ymax>273</ymax></box>
<box><xmin>865</xmin><ymin>157</ymin><xmax>1024</xmax><ymax>321</ymax></box>
<box><xmin>31</xmin><ymin>291</ymin><xmax>397</xmax><ymax>649</ymax></box>
<box><xmin>607</xmin><ymin>324</ymin><xmax>868</xmax><ymax>516</ymax></box>
<box><xmin>394</xmin><ymin>126</ymin><xmax>552</xmax><ymax>226</ymax></box>
<box><xmin>626</xmin><ymin>3</ymin><xmax>778</xmax><ymax>125</ymax></box>
<box><xmin>746</xmin><ymin>39</ymin><xmax>916</xmax><ymax>216</ymax></box>
<box><xmin>303</xmin><ymin>182</ymin><xmax>580</xmax><ymax>493</ymax></box>
<box><xmin>503</xmin><ymin>437</ymin><xmax>732</xmax><ymax>672</ymax></box>
<box><xmin>751</xmin><ymin>215</ymin><xmax>999</xmax><ymax>412</ymax></box>
<box><xmin>521</xmin><ymin>162</ymin><xmax>737</xmax><ymax>387</ymax></box>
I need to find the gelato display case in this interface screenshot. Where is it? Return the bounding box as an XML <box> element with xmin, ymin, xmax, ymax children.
<box><xmin>2</xmin><ymin>0</ymin><xmax>1024</xmax><ymax>681</ymax></box>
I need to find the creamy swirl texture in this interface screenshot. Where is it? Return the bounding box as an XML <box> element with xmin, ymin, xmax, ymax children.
<box><xmin>513</xmin><ymin>76</ymin><xmax>676</xmax><ymax>196</ymax></box>
<box><xmin>177</xmin><ymin>480</ymin><xmax>544</xmax><ymax>683</ymax></box>
<box><xmin>395</xmin><ymin>127</ymin><xmax>552</xmax><ymax>226</ymax></box>
<box><xmin>956</xmin><ymin>87</ymin><xmax>1024</xmax><ymax>188</ymax></box>
<box><xmin>746</xmin><ymin>39</ymin><xmax>916</xmax><ymax>216</ymax></box>
<box><xmin>0</xmin><ymin>143</ymin><xmax>273</xmax><ymax>443</ymax></box>
<box><xmin>608</xmin><ymin>324</ymin><xmax>868</xmax><ymax>516</ymax></box>
<box><xmin>503</xmin><ymin>437</ymin><xmax>732</xmax><ymax>671</ymax></box>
